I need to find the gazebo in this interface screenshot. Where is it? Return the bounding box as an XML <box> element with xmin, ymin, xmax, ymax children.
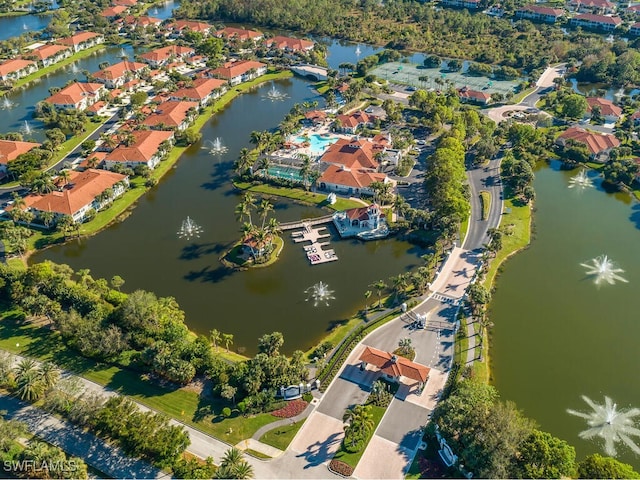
<box><xmin>359</xmin><ymin>346</ymin><xmax>430</xmax><ymax>390</ymax></box>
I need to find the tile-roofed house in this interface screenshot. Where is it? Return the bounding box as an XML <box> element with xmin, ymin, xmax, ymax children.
<box><xmin>318</xmin><ymin>164</ymin><xmax>389</xmax><ymax>196</ymax></box>
<box><xmin>104</xmin><ymin>130</ymin><xmax>174</xmax><ymax>170</ymax></box>
<box><xmin>215</xmin><ymin>27</ymin><xmax>263</xmax><ymax>42</ymax></box>
<box><xmin>91</xmin><ymin>60</ymin><xmax>147</xmax><ymax>88</ymax></box>
<box><xmin>58</xmin><ymin>32</ymin><xmax>104</xmax><ymax>53</ymax></box>
<box><xmin>113</xmin><ymin>0</ymin><xmax>137</xmax><ymax>6</ymax></box>
<box><xmin>320</xmin><ymin>138</ymin><xmax>379</xmax><ymax>171</ymax></box>
<box><xmin>630</xmin><ymin>22</ymin><xmax>640</xmax><ymax>36</ymax></box>
<box><xmin>86</xmin><ymin>100</ymin><xmax>107</xmax><ymax>116</ymax></box>
<box><xmin>0</xmin><ymin>59</ymin><xmax>37</xmax><ymax>82</ymax></box>
<box><xmin>585</xmin><ymin>97</ymin><xmax>622</xmax><ymax>123</ymax></box>
<box><xmin>0</xmin><ymin>140</ymin><xmax>41</xmax><ymax>179</ymax></box>
<box><xmin>170</xmin><ymin>77</ymin><xmax>227</xmax><ymax>106</ymax></box>
<box><xmin>45</xmin><ymin>82</ymin><xmax>105</xmax><ymax>110</ymax></box>
<box><xmin>124</xmin><ymin>15</ymin><xmax>162</xmax><ymax>29</ymax></box>
<box><xmin>303</xmin><ymin>110</ymin><xmax>328</xmax><ymax>126</ymax></box>
<box><xmin>30</xmin><ymin>44</ymin><xmax>71</xmax><ymax>67</ymax></box>
<box><xmin>458</xmin><ymin>86</ymin><xmax>492</xmax><ymax>105</ymax></box>
<box><xmin>568</xmin><ymin>0</ymin><xmax>615</xmax><ymax>14</ymax></box>
<box><xmin>21</xmin><ymin>169</ymin><xmax>128</xmax><ymax>224</ymax></box>
<box><xmin>170</xmin><ymin>20</ymin><xmax>212</xmax><ymax>35</ymax></box>
<box><xmin>264</xmin><ymin>35</ymin><xmax>315</xmax><ymax>52</ymax></box>
<box><xmin>515</xmin><ymin>5</ymin><xmax>565</xmax><ymax>23</ymax></box>
<box><xmin>557</xmin><ymin>126</ymin><xmax>620</xmax><ymax>160</ymax></box>
<box><xmin>100</xmin><ymin>5</ymin><xmax>128</xmax><ymax>18</ymax></box>
<box><xmin>359</xmin><ymin>346</ymin><xmax>431</xmax><ymax>386</ymax></box>
<box><xmin>334</xmin><ymin>110</ymin><xmax>374</xmax><ymax>134</ymax></box>
<box><xmin>569</xmin><ymin>13</ymin><xmax>622</xmax><ymax>31</ymax></box>
<box><xmin>440</xmin><ymin>0</ymin><xmax>481</xmax><ymax>9</ymax></box>
<box><xmin>208</xmin><ymin>60</ymin><xmax>267</xmax><ymax>85</ymax></box>
<box><xmin>139</xmin><ymin>45</ymin><xmax>195</xmax><ymax>68</ymax></box>
<box><xmin>141</xmin><ymin>100</ymin><xmax>199</xmax><ymax>130</ymax></box>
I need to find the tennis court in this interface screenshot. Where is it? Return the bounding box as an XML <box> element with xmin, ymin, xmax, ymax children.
<box><xmin>371</xmin><ymin>61</ymin><xmax>521</xmax><ymax>96</ymax></box>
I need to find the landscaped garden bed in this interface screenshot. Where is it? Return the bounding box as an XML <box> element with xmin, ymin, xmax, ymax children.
<box><xmin>271</xmin><ymin>399</ymin><xmax>308</xmax><ymax>418</ymax></box>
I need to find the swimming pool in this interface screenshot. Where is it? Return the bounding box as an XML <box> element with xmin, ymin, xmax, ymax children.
<box><xmin>267</xmin><ymin>165</ymin><xmax>304</xmax><ymax>182</ymax></box>
<box><xmin>292</xmin><ymin>133</ymin><xmax>338</xmax><ymax>155</ymax></box>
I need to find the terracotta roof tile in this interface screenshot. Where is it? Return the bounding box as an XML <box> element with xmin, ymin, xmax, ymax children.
<box><xmin>320</xmin><ymin>138</ymin><xmax>379</xmax><ymax>170</ymax></box>
<box><xmin>141</xmin><ymin>100</ymin><xmax>198</xmax><ymax>128</ymax></box>
<box><xmin>359</xmin><ymin>346</ymin><xmax>430</xmax><ymax>383</ymax></box>
<box><xmin>0</xmin><ymin>59</ymin><xmax>36</xmax><ymax>76</ymax></box>
<box><xmin>106</xmin><ymin>130</ymin><xmax>173</xmax><ymax>163</ymax></box>
<box><xmin>0</xmin><ymin>140</ymin><xmax>41</xmax><ymax>164</ymax></box>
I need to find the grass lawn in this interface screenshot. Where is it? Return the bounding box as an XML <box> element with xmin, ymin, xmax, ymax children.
<box><xmin>259</xmin><ymin>420</ymin><xmax>304</xmax><ymax>451</ymax></box>
<box><xmin>479</xmin><ymin>190</ymin><xmax>490</xmax><ymax>221</ymax></box>
<box><xmin>207</xmin><ymin>412</ymin><xmax>279</xmax><ymax>445</ymax></box>
<box><xmin>483</xmin><ymin>197</ymin><xmax>531</xmax><ymax>290</ymax></box>
<box><xmin>332</xmin><ymin>405</ymin><xmax>386</xmax><ymax>469</ymax></box>
<box><xmin>304</xmin><ymin>316</ymin><xmax>361</xmax><ymax>360</ymax></box>
<box><xmin>6</xmin><ymin>257</ymin><xmax>26</xmax><ymax>270</ymax></box>
<box><xmin>245</xmin><ymin>448</ymin><xmax>271</xmax><ymax>459</ymax></box>
<box><xmin>459</xmin><ymin>215</ymin><xmax>470</xmax><ymax>244</ymax></box>
<box><xmin>510</xmin><ymin>86</ymin><xmax>536</xmax><ymax>104</ymax></box>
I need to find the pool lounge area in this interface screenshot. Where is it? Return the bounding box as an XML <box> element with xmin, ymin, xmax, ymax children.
<box><xmin>290</xmin><ymin>133</ymin><xmax>339</xmax><ymax>156</ymax></box>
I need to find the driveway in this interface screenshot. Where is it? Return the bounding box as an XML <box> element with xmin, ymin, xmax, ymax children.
<box><xmin>316</xmin><ymin>375</ymin><xmax>371</xmax><ymax>420</ymax></box>
<box><xmin>375</xmin><ymin>399</ymin><xmax>429</xmax><ymax>448</ymax></box>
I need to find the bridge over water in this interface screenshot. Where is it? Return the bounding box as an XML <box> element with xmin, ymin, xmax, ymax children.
<box><xmin>279</xmin><ymin>214</ymin><xmax>334</xmax><ymax>231</ymax></box>
<box><xmin>290</xmin><ymin>64</ymin><xmax>328</xmax><ymax>81</ymax></box>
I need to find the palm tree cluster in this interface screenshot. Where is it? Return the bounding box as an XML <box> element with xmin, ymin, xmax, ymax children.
<box><xmin>235</xmin><ymin>194</ymin><xmax>281</xmax><ymax>263</ymax></box>
<box><xmin>342</xmin><ymin>404</ymin><xmax>375</xmax><ymax>452</ymax></box>
<box><xmin>215</xmin><ymin>448</ymin><xmax>254</xmax><ymax>479</ymax></box>
<box><xmin>2</xmin><ymin>357</ymin><xmax>61</xmax><ymax>402</ymax></box>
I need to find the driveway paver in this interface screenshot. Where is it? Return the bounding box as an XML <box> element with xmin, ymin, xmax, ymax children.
<box><xmin>352</xmin><ymin>434</ymin><xmax>415</xmax><ymax>479</ymax></box>
<box><xmin>316</xmin><ymin>377</ymin><xmax>370</xmax><ymax>419</ymax></box>
<box><xmin>289</xmin><ymin>411</ymin><xmax>344</xmax><ymax>462</ymax></box>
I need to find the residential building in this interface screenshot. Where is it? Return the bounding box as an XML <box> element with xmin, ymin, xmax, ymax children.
<box><xmin>334</xmin><ymin>110</ymin><xmax>374</xmax><ymax>134</ymax></box>
<box><xmin>104</xmin><ymin>130</ymin><xmax>174</xmax><ymax>170</ymax></box>
<box><xmin>141</xmin><ymin>100</ymin><xmax>199</xmax><ymax>130</ymax></box>
<box><xmin>585</xmin><ymin>97</ymin><xmax>622</xmax><ymax>123</ymax></box>
<box><xmin>100</xmin><ymin>5</ymin><xmax>127</xmax><ymax>19</ymax></box>
<box><xmin>319</xmin><ymin>165</ymin><xmax>389</xmax><ymax>196</ymax></box>
<box><xmin>264</xmin><ymin>35</ymin><xmax>315</xmax><ymax>52</ymax></box>
<box><xmin>170</xmin><ymin>77</ymin><xmax>227</xmax><ymax>106</ymax></box>
<box><xmin>515</xmin><ymin>5</ymin><xmax>565</xmax><ymax>23</ymax></box>
<box><xmin>124</xmin><ymin>15</ymin><xmax>162</xmax><ymax>29</ymax></box>
<box><xmin>320</xmin><ymin>138</ymin><xmax>380</xmax><ymax>170</ymax></box>
<box><xmin>21</xmin><ymin>169</ymin><xmax>129</xmax><ymax>224</ymax></box>
<box><xmin>556</xmin><ymin>126</ymin><xmax>620</xmax><ymax>161</ymax></box>
<box><xmin>568</xmin><ymin>0</ymin><xmax>616</xmax><ymax>14</ymax></box>
<box><xmin>569</xmin><ymin>13</ymin><xmax>622</xmax><ymax>31</ymax></box>
<box><xmin>629</xmin><ymin>22</ymin><xmax>640</xmax><ymax>35</ymax></box>
<box><xmin>440</xmin><ymin>0</ymin><xmax>481</xmax><ymax>9</ymax></box>
<box><xmin>208</xmin><ymin>60</ymin><xmax>267</xmax><ymax>85</ymax></box>
<box><xmin>30</xmin><ymin>44</ymin><xmax>72</xmax><ymax>68</ymax></box>
<box><xmin>332</xmin><ymin>203</ymin><xmax>390</xmax><ymax>239</ymax></box>
<box><xmin>0</xmin><ymin>140</ymin><xmax>41</xmax><ymax>180</ymax></box>
<box><xmin>458</xmin><ymin>86</ymin><xmax>492</xmax><ymax>105</ymax></box>
<box><xmin>170</xmin><ymin>20</ymin><xmax>212</xmax><ymax>35</ymax></box>
<box><xmin>45</xmin><ymin>82</ymin><xmax>105</xmax><ymax>110</ymax></box>
<box><xmin>0</xmin><ymin>59</ymin><xmax>37</xmax><ymax>82</ymax></box>
<box><xmin>58</xmin><ymin>32</ymin><xmax>104</xmax><ymax>53</ymax></box>
<box><xmin>139</xmin><ymin>45</ymin><xmax>195</xmax><ymax>68</ymax></box>
<box><xmin>214</xmin><ymin>27</ymin><xmax>263</xmax><ymax>42</ymax></box>
<box><xmin>91</xmin><ymin>60</ymin><xmax>147</xmax><ymax>88</ymax></box>
<box><xmin>113</xmin><ymin>0</ymin><xmax>137</xmax><ymax>6</ymax></box>
<box><xmin>303</xmin><ymin>110</ymin><xmax>328</xmax><ymax>126</ymax></box>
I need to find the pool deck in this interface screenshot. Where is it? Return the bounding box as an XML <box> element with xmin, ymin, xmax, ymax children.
<box><xmin>291</xmin><ymin>223</ymin><xmax>339</xmax><ymax>265</ymax></box>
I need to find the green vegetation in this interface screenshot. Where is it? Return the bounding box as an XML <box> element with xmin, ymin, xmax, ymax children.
<box><xmin>259</xmin><ymin>420</ymin><xmax>304</xmax><ymax>451</ymax></box>
<box><xmin>479</xmin><ymin>190</ymin><xmax>491</xmax><ymax>221</ymax></box>
<box><xmin>244</xmin><ymin>448</ymin><xmax>271</xmax><ymax>459</ymax></box>
<box><xmin>332</xmin><ymin>405</ymin><xmax>385</xmax><ymax>469</ymax></box>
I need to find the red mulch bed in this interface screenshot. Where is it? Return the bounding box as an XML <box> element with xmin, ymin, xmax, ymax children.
<box><xmin>418</xmin><ymin>455</ymin><xmax>449</xmax><ymax>478</ymax></box>
<box><xmin>271</xmin><ymin>399</ymin><xmax>308</xmax><ymax>418</ymax></box>
<box><xmin>329</xmin><ymin>459</ymin><xmax>354</xmax><ymax>477</ymax></box>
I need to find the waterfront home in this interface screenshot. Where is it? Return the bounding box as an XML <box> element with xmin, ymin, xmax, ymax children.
<box><xmin>58</xmin><ymin>32</ymin><xmax>104</xmax><ymax>53</ymax></box>
<box><xmin>303</xmin><ymin>110</ymin><xmax>328</xmax><ymax>126</ymax></box>
<box><xmin>585</xmin><ymin>97</ymin><xmax>622</xmax><ymax>123</ymax></box>
<box><xmin>124</xmin><ymin>15</ymin><xmax>162</xmax><ymax>29</ymax></box>
<box><xmin>169</xmin><ymin>20</ymin><xmax>213</xmax><ymax>36</ymax></box>
<box><xmin>515</xmin><ymin>5</ymin><xmax>565</xmax><ymax>23</ymax></box>
<box><xmin>91</xmin><ymin>60</ymin><xmax>147</xmax><ymax>88</ymax></box>
<box><xmin>208</xmin><ymin>60</ymin><xmax>267</xmax><ymax>85</ymax></box>
<box><xmin>104</xmin><ymin>130</ymin><xmax>174</xmax><ymax>170</ymax></box>
<box><xmin>20</xmin><ymin>169</ymin><xmax>129</xmax><ymax>224</ymax></box>
<box><xmin>556</xmin><ymin>126</ymin><xmax>620</xmax><ymax>161</ymax></box>
<box><xmin>458</xmin><ymin>86</ymin><xmax>492</xmax><ymax>105</ymax></box>
<box><xmin>264</xmin><ymin>35</ymin><xmax>315</xmax><ymax>52</ymax></box>
<box><xmin>358</xmin><ymin>346</ymin><xmax>430</xmax><ymax>389</ymax></box>
<box><xmin>440</xmin><ymin>0</ymin><xmax>481</xmax><ymax>9</ymax></box>
<box><xmin>170</xmin><ymin>77</ymin><xmax>227</xmax><ymax>106</ymax></box>
<box><xmin>113</xmin><ymin>0</ymin><xmax>137</xmax><ymax>6</ymax></box>
<box><xmin>568</xmin><ymin>0</ymin><xmax>616</xmax><ymax>14</ymax></box>
<box><xmin>0</xmin><ymin>140</ymin><xmax>41</xmax><ymax>180</ymax></box>
<box><xmin>29</xmin><ymin>44</ymin><xmax>72</xmax><ymax>68</ymax></box>
<box><xmin>334</xmin><ymin>110</ymin><xmax>375</xmax><ymax>134</ymax></box>
<box><xmin>214</xmin><ymin>27</ymin><xmax>263</xmax><ymax>42</ymax></box>
<box><xmin>319</xmin><ymin>165</ymin><xmax>390</xmax><ymax>196</ymax></box>
<box><xmin>45</xmin><ymin>81</ymin><xmax>105</xmax><ymax>111</ymax></box>
<box><xmin>0</xmin><ymin>59</ymin><xmax>37</xmax><ymax>82</ymax></box>
<box><xmin>100</xmin><ymin>5</ymin><xmax>128</xmax><ymax>19</ymax></box>
<box><xmin>139</xmin><ymin>45</ymin><xmax>195</xmax><ymax>68</ymax></box>
<box><xmin>141</xmin><ymin>100</ymin><xmax>199</xmax><ymax>130</ymax></box>
<box><xmin>569</xmin><ymin>13</ymin><xmax>622</xmax><ymax>31</ymax></box>
<box><xmin>320</xmin><ymin>138</ymin><xmax>380</xmax><ymax>171</ymax></box>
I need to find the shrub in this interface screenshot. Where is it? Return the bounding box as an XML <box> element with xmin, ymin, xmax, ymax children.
<box><xmin>237</xmin><ymin>401</ymin><xmax>247</xmax><ymax>414</ymax></box>
<box><xmin>222</xmin><ymin>407</ymin><xmax>231</xmax><ymax>418</ymax></box>
<box><xmin>329</xmin><ymin>459</ymin><xmax>354</xmax><ymax>477</ymax></box>
<box><xmin>302</xmin><ymin>393</ymin><xmax>313</xmax><ymax>403</ymax></box>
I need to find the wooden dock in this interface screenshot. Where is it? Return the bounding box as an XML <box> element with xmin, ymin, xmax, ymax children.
<box><xmin>291</xmin><ymin>223</ymin><xmax>338</xmax><ymax>265</ymax></box>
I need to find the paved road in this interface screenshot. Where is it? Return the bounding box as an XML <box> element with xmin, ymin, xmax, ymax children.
<box><xmin>0</xmin><ymin>393</ymin><xmax>168</xmax><ymax>479</ymax></box>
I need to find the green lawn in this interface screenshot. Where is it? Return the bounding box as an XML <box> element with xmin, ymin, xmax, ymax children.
<box><xmin>332</xmin><ymin>405</ymin><xmax>386</xmax><ymax>469</ymax></box>
<box><xmin>479</xmin><ymin>190</ymin><xmax>490</xmax><ymax>221</ymax></box>
<box><xmin>259</xmin><ymin>420</ymin><xmax>304</xmax><ymax>451</ymax></box>
<box><xmin>483</xmin><ymin>198</ymin><xmax>531</xmax><ymax>290</ymax></box>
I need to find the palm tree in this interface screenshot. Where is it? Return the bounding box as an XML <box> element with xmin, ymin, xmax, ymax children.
<box><xmin>391</xmin><ymin>273</ymin><xmax>408</xmax><ymax>304</ymax></box>
<box><xmin>40</xmin><ymin>210</ymin><xmax>55</xmax><ymax>229</ymax></box>
<box><xmin>209</xmin><ymin>329</ymin><xmax>221</xmax><ymax>352</ymax></box>
<box><xmin>222</xmin><ymin>333</ymin><xmax>234</xmax><ymax>352</ymax></box>
<box><xmin>221</xmin><ymin>447</ymin><xmax>243</xmax><ymax>470</ymax></box>
<box><xmin>232</xmin><ymin>461</ymin><xmax>254</xmax><ymax>479</ymax></box>
<box><xmin>370</xmin><ymin>280</ymin><xmax>387</xmax><ymax>309</ymax></box>
<box><xmin>38</xmin><ymin>362</ymin><xmax>60</xmax><ymax>389</ymax></box>
<box><xmin>32</xmin><ymin>173</ymin><xmax>55</xmax><ymax>194</ymax></box>
<box><xmin>234</xmin><ymin>147</ymin><xmax>254</xmax><ymax>176</ymax></box>
<box><xmin>57</xmin><ymin>169</ymin><xmax>71</xmax><ymax>186</ymax></box>
<box><xmin>15</xmin><ymin>368</ymin><xmax>45</xmax><ymax>401</ymax></box>
<box><xmin>364</xmin><ymin>290</ymin><xmax>372</xmax><ymax>318</ymax></box>
<box><xmin>299</xmin><ymin>154</ymin><xmax>312</xmax><ymax>191</ymax></box>
<box><xmin>257</xmin><ymin>200</ymin><xmax>273</xmax><ymax>229</ymax></box>
<box><xmin>343</xmin><ymin>405</ymin><xmax>374</xmax><ymax>448</ymax></box>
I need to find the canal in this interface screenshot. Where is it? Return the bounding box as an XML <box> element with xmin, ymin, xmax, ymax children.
<box><xmin>31</xmin><ymin>72</ymin><xmax>426</xmax><ymax>355</ymax></box>
<box><xmin>489</xmin><ymin>161</ymin><xmax>640</xmax><ymax>468</ymax></box>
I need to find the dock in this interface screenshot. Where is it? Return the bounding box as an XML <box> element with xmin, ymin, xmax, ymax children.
<box><xmin>291</xmin><ymin>223</ymin><xmax>338</xmax><ymax>265</ymax></box>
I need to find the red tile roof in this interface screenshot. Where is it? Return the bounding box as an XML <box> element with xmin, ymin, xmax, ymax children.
<box><xmin>100</xmin><ymin>5</ymin><xmax>127</xmax><ymax>17</ymax></box>
<box><xmin>142</xmin><ymin>100</ymin><xmax>198</xmax><ymax>128</ymax></box>
<box><xmin>518</xmin><ymin>5</ymin><xmax>565</xmax><ymax>16</ymax></box>
<box><xmin>359</xmin><ymin>346</ymin><xmax>430</xmax><ymax>383</ymax></box>
<box><xmin>209</xmin><ymin>60</ymin><xmax>266</xmax><ymax>80</ymax></box>
<box><xmin>573</xmin><ymin>13</ymin><xmax>622</xmax><ymax>25</ymax></box>
<box><xmin>215</xmin><ymin>27</ymin><xmax>262</xmax><ymax>41</ymax></box>
<box><xmin>458</xmin><ymin>87</ymin><xmax>491</xmax><ymax>102</ymax></box>
<box><xmin>106</xmin><ymin>130</ymin><xmax>173</xmax><ymax>163</ymax></box>
<box><xmin>139</xmin><ymin>45</ymin><xmax>194</xmax><ymax>64</ymax></box>
<box><xmin>171</xmin><ymin>77</ymin><xmax>226</xmax><ymax>101</ymax></box>
<box><xmin>0</xmin><ymin>140</ymin><xmax>41</xmax><ymax>164</ymax></box>
<box><xmin>92</xmin><ymin>60</ymin><xmax>146</xmax><ymax>82</ymax></box>
<box><xmin>113</xmin><ymin>0</ymin><xmax>137</xmax><ymax>5</ymax></box>
<box><xmin>31</xmin><ymin>44</ymin><xmax>70</xmax><ymax>61</ymax></box>
<box><xmin>558</xmin><ymin>126</ymin><xmax>620</xmax><ymax>154</ymax></box>
<box><xmin>570</xmin><ymin>0</ymin><xmax>614</xmax><ymax>8</ymax></box>
<box><xmin>265</xmin><ymin>35</ymin><xmax>314</xmax><ymax>51</ymax></box>
<box><xmin>23</xmin><ymin>169</ymin><xmax>127</xmax><ymax>216</ymax></box>
<box><xmin>319</xmin><ymin>165</ymin><xmax>386</xmax><ymax>189</ymax></box>
<box><xmin>58</xmin><ymin>31</ymin><xmax>101</xmax><ymax>47</ymax></box>
<box><xmin>45</xmin><ymin>82</ymin><xmax>104</xmax><ymax>106</ymax></box>
<box><xmin>0</xmin><ymin>59</ymin><xmax>36</xmax><ymax>77</ymax></box>
<box><xmin>586</xmin><ymin>97</ymin><xmax>622</xmax><ymax>118</ymax></box>
<box><xmin>336</xmin><ymin>110</ymin><xmax>373</xmax><ymax>129</ymax></box>
<box><xmin>172</xmin><ymin>20</ymin><xmax>212</xmax><ymax>33</ymax></box>
<box><xmin>320</xmin><ymin>138</ymin><xmax>379</xmax><ymax>170</ymax></box>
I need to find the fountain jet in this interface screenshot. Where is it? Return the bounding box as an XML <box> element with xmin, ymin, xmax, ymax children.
<box><xmin>263</xmin><ymin>85</ymin><xmax>288</xmax><ymax>102</ymax></box>
<box><xmin>568</xmin><ymin>169</ymin><xmax>594</xmax><ymax>189</ymax></box>
<box><xmin>177</xmin><ymin>216</ymin><xmax>203</xmax><ymax>240</ymax></box>
<box><xmin>305</xmin><ymin>282</ymin><xmax>335</xmax><ymax>307</ymax></box>
<box><xmin>203</xmin><ymin>138</ymin><xmax>228</xmax><ymax>155</ymax></box>
<box><xmin>580</xmin><ymin>255</ymin><xmax>628</xmax><ymax>286</ymax></box>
